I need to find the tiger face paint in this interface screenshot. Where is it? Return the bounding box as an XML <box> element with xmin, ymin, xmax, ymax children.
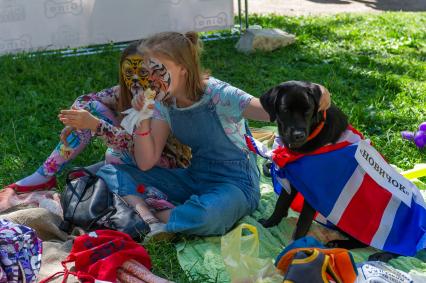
<box><xmin>148</xmin><ymin>57</ymin><xmax>171</xmax><ymax>102</ymax></box>
<box><xmin>121</xmin><ymin>54</ymin><xmax>150</xmax><ymax>96</ymax></box>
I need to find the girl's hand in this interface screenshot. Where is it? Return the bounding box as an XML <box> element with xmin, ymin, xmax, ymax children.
<box><xmin>59</xmin><ymin>107</ymin><xmax>100</xmax><ymax>131</ymax></box>
<box><xmin>60</xmin><ymin>126</ymin><xmax>74</xmax><ymax>146</ymax></box>
<box><xmin>131</xmin><ymin>89</ymin><xmax>156</xmax><ymax>118</ymax></box>
<box><xmin>131</xmin><ymin>93</ymin><xmax>145</xmax><ymax>111</ymax></box>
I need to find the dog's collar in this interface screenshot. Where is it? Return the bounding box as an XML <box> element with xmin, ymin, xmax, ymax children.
<box><xmin>306</xmin><ymin>111</ymin><xmax>327</xmax><ymax>142</ymax></box>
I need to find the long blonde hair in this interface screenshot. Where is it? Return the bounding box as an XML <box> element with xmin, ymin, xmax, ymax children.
<box><xmin>138</xmin><ymin>31</ymin><xmax>207</xmax><ymax>102</ymax></box>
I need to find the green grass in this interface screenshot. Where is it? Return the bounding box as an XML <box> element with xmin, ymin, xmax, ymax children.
<box><xmin>0</xmin><ymin>12</ymin><xmax>425</xmax><ymax>282</ymax></box>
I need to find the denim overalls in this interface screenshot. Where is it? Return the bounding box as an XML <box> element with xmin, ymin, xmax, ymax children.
<box><xmin>97</xmin><ymin>98</ymin><xmax>260</xmax><ymax>236</ymax></box>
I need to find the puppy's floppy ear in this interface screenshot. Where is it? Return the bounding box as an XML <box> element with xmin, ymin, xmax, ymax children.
<box><xmin>260</xmin><ymin>87</ymin><xmax>279</xmax><ymax>122</ymax></box>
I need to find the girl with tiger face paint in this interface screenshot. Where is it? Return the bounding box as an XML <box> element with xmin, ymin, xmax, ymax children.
<box><xmin>6</xmin><ymin>41</ymin><xmax>191</xmax><ymax>202</ymax></box>
<box><xmin>121</xmin><ymin>54</ymin><xmax>150</xmax><ymax>97</ymax></box>
<box><xmin>148</xmin><ymin>58</ymin><xmax>172</xmax><ymax>102</ymax></box>
<box><xmin>121</xmin><ymin>53</ymin><xmax>171</xmax><ymax>103</ymax></box>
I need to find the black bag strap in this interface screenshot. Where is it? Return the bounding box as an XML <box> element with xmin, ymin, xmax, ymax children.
<box><xmin>61</xmin><ymin>167</ymin><xmax>99</xmax><ymax>229</ymax></box>
<box><xmin>87</xmin><ymin>207</ymin><xmax>116</xmax><ymax>230</ymax></box>
<box><xmin>65</xmin><ymin>167</ymin><xmax>97</xmax><ymax>185</ymax></box>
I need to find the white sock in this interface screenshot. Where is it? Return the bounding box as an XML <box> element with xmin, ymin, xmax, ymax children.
<box><xmin>149</xmin><ymin>222</ymin><xmax>166</xmax><ymax>232</ymax></box>
<box><xmin>15</xmin><ymin>172</ymin><xmax>52</xmax><ymax>186</ymax></box>
<box><xmin>143</xmin><ymin>216</ymin><xmax>165</xmax><ymax>231</ymax></box>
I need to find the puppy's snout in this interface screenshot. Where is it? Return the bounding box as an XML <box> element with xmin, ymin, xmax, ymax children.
<box><xmin>292</xmin><ymin>130</ymin><xmax>306</xmax><ymax>142</ymax></box>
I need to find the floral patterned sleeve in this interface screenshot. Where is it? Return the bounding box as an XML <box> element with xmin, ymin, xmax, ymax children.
<box><xmin>71</xmin><ymin>85</ymin><xmax>132</xmax><ymax>151</ymax></box>
<box><xmin>94</xmin><ymin>119</ymin><xmax>134</xmax><ymax>152</ymax></box>
<box><xmin>72</xmin><ymin>85</ymin><xmax>120</xmax><ymax>111</ymax></box>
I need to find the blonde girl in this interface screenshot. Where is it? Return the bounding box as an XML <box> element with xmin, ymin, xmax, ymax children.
<box><xmin>97</xmin><ymin>32</ymin><xmax>330</xmax><ymax>239</ymax></box>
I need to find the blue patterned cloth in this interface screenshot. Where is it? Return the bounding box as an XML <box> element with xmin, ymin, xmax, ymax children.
<box><xmin>0</xmin><ymin>219</ymin><xmax>42</xmax><ymax>283</ymax></box>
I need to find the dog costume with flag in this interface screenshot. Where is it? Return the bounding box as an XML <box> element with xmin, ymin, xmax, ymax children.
<box><xmin>246</xmin><ymin>126</ymin><xmax>426</xmax><ymax>256</ymax></box>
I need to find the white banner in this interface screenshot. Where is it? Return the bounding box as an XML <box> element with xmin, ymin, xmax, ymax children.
<box><xmin>0</xmin><ymin>0</ymin><xmax>234</xmax><ymax>55</ymax></box>
<box><xmin>355</xmin><ymin>140</ymin><xmax>414</xmax><ymax>207</ymax></box>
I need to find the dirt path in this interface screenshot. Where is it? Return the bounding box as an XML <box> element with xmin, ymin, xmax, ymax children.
<box><xmin>234</xmin><ymin>0</ymin><xmax>426</xmax><ymax>16</ymax></box>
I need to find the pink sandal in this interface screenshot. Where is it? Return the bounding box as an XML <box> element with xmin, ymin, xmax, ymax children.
<box><xmin>5</xmin><ymin>177</ymin><xmax>57</xmax><ymax>194</ymax></box>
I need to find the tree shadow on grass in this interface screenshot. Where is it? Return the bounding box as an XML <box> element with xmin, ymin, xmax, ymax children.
<box><xmin>306</xmin><ymin>0</ymin><xmax>426</xmax><ymax>11</ymax></box>
<box><xmin>354</xmin><ymin>0</ymin><xmax>426</xmax><ymax>12</ymax></box>
<box><xmin>306</xmin><ymin>0</ymin><xmax>354</xmax><ymax>5</ymax></box>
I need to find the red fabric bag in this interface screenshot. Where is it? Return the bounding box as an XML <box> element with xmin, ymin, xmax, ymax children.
<box><xmin>40</xmin><ymin>230</ymin><xmax>151</xmax><ymax>283</ymax></box>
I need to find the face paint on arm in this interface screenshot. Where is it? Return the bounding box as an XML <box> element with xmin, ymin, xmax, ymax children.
<box><xmin>148</xmin><ymin>58</ymin><xmax>171</xmax><ymax>102</ymax></box>
<box><xmin>121</xmin><ymin>54</ymin><xmax>150</xmax><ymax>97</ymax></box>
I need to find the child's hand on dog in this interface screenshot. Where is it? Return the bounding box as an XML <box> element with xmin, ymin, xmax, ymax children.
<box><xmin>58</xmin><ymin>106</ymin><xmax>100</xmax><ymax>131</ymax></box>
<box><xmin>318</xmin><ymin>85</ymin><xmax>331</xmax><ymax>111</ymax></box>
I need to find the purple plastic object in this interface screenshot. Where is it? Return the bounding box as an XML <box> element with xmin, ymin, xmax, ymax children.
<box><xmin>419</xmin><ymin>122</ymin><xmax>426</xmax><ymax>132</ymax></box>
<box><xmin>414</xmin><ymin>131</ymin><xmax>426</xmax><ymax>148</ymax></box>
<box><xmin>401</xmin><ymin>131</ymin><xmax>415</xmax><ymax>141</ymax></box>
<box><xmin>401</xmin><ymin>121</ymin><xmax>426</xmax><ymax>149</ymax></box>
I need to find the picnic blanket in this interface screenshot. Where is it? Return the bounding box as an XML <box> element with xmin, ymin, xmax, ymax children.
<box><xmin>175</xmin><ymin>127</ymin><xmax>426</xmax><ymax>282</ymax></box>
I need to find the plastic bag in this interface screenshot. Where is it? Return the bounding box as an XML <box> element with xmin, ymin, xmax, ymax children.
<box><xmin>401</xmin><ymin>163</ymin><xmax>426</xmax><ymax>181</ymax></box>
<box><xmin>221</xmin><ymin>223</ymin><xmax>282</xmax><ymax>283</ymax></box>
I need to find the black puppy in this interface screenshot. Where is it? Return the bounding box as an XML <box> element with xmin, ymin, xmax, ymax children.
<box><xmin>259</xmin><ymin>81</ymin><xmax>348</xmax><ymax>240</ymax></box>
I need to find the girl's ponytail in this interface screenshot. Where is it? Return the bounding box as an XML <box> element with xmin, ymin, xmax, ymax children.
<box><xmin>139</xmin><ymin>31</ymin><xmax>208</xmax><ymax>102</ymax></box>
<box><xmin>184</xmin><ymin>31</ymin><xmax>199</xmax><ymax>45</ymax></box>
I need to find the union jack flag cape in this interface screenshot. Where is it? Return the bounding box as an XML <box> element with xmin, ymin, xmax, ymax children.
<box><xmin>246</xmin><ymin>126</ymin><xmax>426</xmax><ymax>256</ymax></box>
